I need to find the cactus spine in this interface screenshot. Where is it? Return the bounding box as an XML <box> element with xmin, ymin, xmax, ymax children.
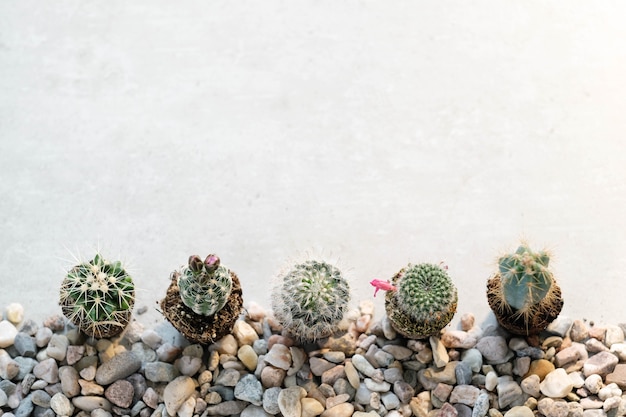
<box><xmin>59</xmin><ymin>253</ymin><xmax>135</xmax><ymax>338</ymax></box>
<box><xmin>487</xmin><ymin>243</ymin><xmax>564</xmax><ymax>335</ymax></box>
<box><xmin>385</xmin><ymin>263</ymin><xmax>457</xmax><ymax>339</ymax></box>
<box><xmin>178</xmin><ymin>254</ymin><xmax>232</xmax><ymax>316</ymax></box>
<box><xmin>272</xmin><ymin>260</ymin><xmax>350</xmax><ymax>341</ymax></box>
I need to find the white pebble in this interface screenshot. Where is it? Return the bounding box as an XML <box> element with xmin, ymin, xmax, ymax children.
<box><xmin>0</xmin><ymin>320</ymin><xmax>18</xmax><ymax>348</ymax></box>
<box><xmin>5</xmin><ymin>303</ymin><xmax>24</xmax><ymax>324</ymax></box>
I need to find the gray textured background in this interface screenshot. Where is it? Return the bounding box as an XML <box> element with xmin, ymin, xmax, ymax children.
<box><xmin>2</xmin><ymin>2</ymin><xmax>625</xmax><ymax>333</ymax></box>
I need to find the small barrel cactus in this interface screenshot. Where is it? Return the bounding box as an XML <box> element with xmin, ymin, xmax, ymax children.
<box><xmin>379</xmin><ymin>263</ymin><xmax>457</xmax><ymax>339</ymax></box>
<box><xmin>487</xmin><ymin>243</ymin><xmax>564</xmax><ymax>335</ymax></box>
<box><xmin>160</xmin><ymin>253</ymin><xmax>244</xmax><ymax>344</ymax></box>
<box><xmin>178</xmin><ymin>254</ymin><xmax>233</xmax><ymax>316</ymax></box>
<box><xmin>272</xmin><ymin>260</ymin><xmax>350</xmax><ymax>341</ymax></box>
<box><xmin>59</xmin><ymin>253</ymin><xmax>135</xmax><ymax>338</ymax></box>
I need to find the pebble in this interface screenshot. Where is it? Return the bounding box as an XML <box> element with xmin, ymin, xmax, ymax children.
<box><xmin>265</xmin><ymin>343</ymin><xmax>292</xmax><ymax>370</ymax></box>
<box><xmin>144</xmin><ymin>361</ymin><xmax>178</xmax><ymax>382</ymax></box>
<box><xmin>521</xmin><ymin>374</ymin><xmax>540</xmax><ymax>398</ymax></box>
<box><xmin>104</xmin><ymin>379</ymin><xmax>134</xmax><ymax>408</ymax></box>
<box><xmin>235</xmin><ymin>374</ymin><xmax>264</xmax><ymax>406</ymax></box>
<box><xmin>33</xmin><ymin>357</ymin><xmax>59</xmax><ymax>383</ymax></box>
<box><xmin>59</xmin><ymin>365</ymin><xmax>81</xmax><ymax>397</ymax></box>
<box><xmin>278</xmin><ymin>386</ymin><xmax>307</xmax><ymax>417</ymax></box>
<box><xmin>234</xmin><ymin>320</ymin><xmax>259</xmax><ymax>346</ymax></box>
<box><xmin>302</xmin><ymin>397</ymin><xmax>325</xmax><ymax>417</ymax></box>
<box><xmin>163</xmin><ymin>376</ymin><xmax>196</xmax><ymax>416</ymax></box>
<box><xmin>46</xmin><ymin>334</ymin><xmax>69</xmax><ymax>361</ymax></box>
<box><xmin>540</xmin><ymin>368</ymin><xmax>574</xmax><ymax>398</ymax></box>
<box><xmin>6</xmin><ymin>303</ymin><xmax>24</xmax><ymax>324</ymax></box>
<box><xmin>0</xmin><ymin>320</ymin><xmax>18</xmax><ymax>348</ymax></box>
<box><xmin>177</xmin><ymin>355</ymin><xmax>203</xmax><ymax>376</ymax></box>
<box><xmin>321</xmin><ymin>402</ymin><xmax>354</xmax><ymax>417</ymax></box>
<box><xmin>72</xmin><ymin>395</ymin><xmax>112</xmax><ymax>412</ymax></box>
<box><xmin>431</xmin><ymin>336</ymin><xmax>450</xmax><ymax>367</ymax></box>
<box><xmin>583</xmin><ymin>351</ymin><xmax>618</xmax><ymax>377</ymax></box>
<box><xmin>263</xmin><ymin>387</ymin><xmax>282</xmax><ymax>414</ymax></box>
<box><xmin>95</xmin><ymin>351</ymin><xmax>142</xmax><ymax>385</ymax></box>
<box><xmin>50</xmin><ymin>392</ymin><xmax>74</xmax><ymax>416</ymax></box>
<box><xmin>476</xmin><ymin>336</ymin><xmax>510</xmax><ymax>364</ymax></box>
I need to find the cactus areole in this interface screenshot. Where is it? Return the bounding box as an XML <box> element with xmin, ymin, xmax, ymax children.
<box><xmin>384</xmin><ymin>263</ymin><xmax>458</xmax><ymax>339</ymax></box>
<box><xmin>161</xmin><ymin>254</ymin><xmax>243</xmax><ymax>344</ymax></box>
<box><xmin>487</xmin><ymin>243</ymin><xmax>564</xmax><ymax>335</ymax></box>
<box><xmin>59</xmin><ymin>253</ymin><xmax>135</xmax><ymax>339</ymax></box>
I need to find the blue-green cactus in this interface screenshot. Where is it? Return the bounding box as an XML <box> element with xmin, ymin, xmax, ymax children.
<box><xmin>499</xmin><ymin>244</ymin><xmax>552</xmax><ymax>311</ymax></box>
<box><xmin>178</xmin><ymin>254</ymin><xmax>233</xmax><ymax>316</ymax></box>
<box><xmin>272</xmin><ymin>260</ymin><xmax>350</xmax><ymax>341</ymax></box>
<box><xmin>487</xmin><ymin>243</ymin><xmax>564</xmax><ymax>335</ymax></box>
<box><xmin>59</xmin><ymin>253</ymin><xmax>135</xmax><ymax>338</ymax></box>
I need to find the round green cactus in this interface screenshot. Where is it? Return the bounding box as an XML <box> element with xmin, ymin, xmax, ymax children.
<box><xmin>177</xmin><ymin>254</ymin><xmax>233</xmax><ymax>316</ymax></box>
<box><xmin>59</xmin><ymin>253</ymin><xmax>135</xmax><ymax>338</ymax></box>
<box><xmin>385</xmin><ymin>263</ymin><xmax>457</xmax><ymax>339</ymax></box>
<box><xmin>487</xmin><ymin>243</ymin><xmax>564</xmax><ymax>335</ymax></box>
<box><xmin>272</xmin><ymin>260</ymin><xmax>350</xmax><ymax>341</ymax></box>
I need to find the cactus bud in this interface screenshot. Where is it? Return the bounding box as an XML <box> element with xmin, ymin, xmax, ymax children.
<box><xmin>204</xmin><ymin>254</ymin><xmax>220</xmax><ymax>274</ymax></box>
<box><xmin>188</xmin><ymin>255</ymin><xmax>203</xmax><ymax>273</ymax></box>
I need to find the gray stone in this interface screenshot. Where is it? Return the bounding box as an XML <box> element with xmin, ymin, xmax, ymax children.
<box><xmin>35</xmin><ymin>327</ymin><xmax>53</xmax><ymax>348</ymax></box>
<box><xmin>497</xmin><ymin>379</ymin><xmax>523</xmax><ymax>408</ymax></box>
<box><xmin>14</xmin><ymin>356</ymin><xmax>38</xmax><ymax>381</ymax></box>
<box><xmin>14</xmin><ymin>394</ymin><xmax>34</xmax><ymax>417</ymax></box>
<box><xmin>13</xmin><ymin>333</ymin><xmax>37</xmax><ymax>358</ymax></box>
<box><xmin>177</xmin><ymin>355</ymin><xmax>203</xmax><ymax>376</ymax></box>
<box><xmin>46</xmin><ymin>334</ymin><xmax>69</xmax><ymax>361</ymax></box>
<box><xmin>241</xmin><ymin>404</ymin><xmax>273</xmax><ymax>417</ymax></box>
<box><xmin>381</xmin><ymin>392</ymin><xmax>400</xmax><ymax>409</ymax></box>
<box><xmin>144</xmin><ymin>361</ymin><xmax>179</xmax><ymax>382</ymax></box>
<box><xmin>455</xmin><ymin>362</ymin><xmax>473</xmax><ymax>385</ymax></box>
<box><xmin>131</xmin><ymin>342</ymin><xmax>157</xmax><ymax>363</ymax></box>
<box><xmin>31</xmin><ymin>389</ymin><xmax>52</xmax><ymax>407</ymax></box>
<box><xmin>262</xmin><ymin>387</ymin><xmax>281</xmax><ymax>415</ymax></box>
<box><xmin>476</xmin><ymin>336</ymin><xmax>510</xmax><ymax>364</ymax></box>
<box><xmin>546</xmin><ymin>316</ymin><xmax>573</xmax><ymax>337</ymax></box>
<box><xmin>235</xmin><ymin>374</ymin><xmax>264</xmax><ymax>406</ymax></box>
<box><xmin>472</xmin><ymin>392</ymin><xmax>490</xmax><ymax>417</ymax></box>
<box><xmin>461</xmin><ymin>348</ymin><xmax>483</xmax><ymax>373</ymax></box>
<box><xmin>215</xmin><ymin>367</ymin><xmax>241</xmax><ymax>386</ymax></box>
<box><xmin>203</xmin><ymin>400</ymin><xmax>248</xmax><ymax>415</ymax></box>
<box><xmin>393</xmin><ymin>380</ymin><xmax>414</xmax><ymax>404</ymax></box>
<box><xmin>33</xmin><ymin>358</ymin><xmax>59</xmax><ymax>383</ymax></box>
<box><xmin>95</xmin><ymin>351</ymin><xmax>141</xmax><ymax>385</ymax></box>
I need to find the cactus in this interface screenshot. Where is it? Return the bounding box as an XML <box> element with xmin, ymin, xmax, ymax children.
<box><xmin>383</xmin><ymin>263</ymin><xmax>458</xmax><ymax>339</ymax></box>
<box><xmin>59</xmin><ymin>253</ymin><xmax>135</xmax><ymax>338</ymax></box>
<box><xmin>161</xmin><ymin>253</ymin><xmax>243</xmax><ymax>344</ymax></box>
<box><xmin>178</xmin><ymin>254</ymin><xmax>232</xmax><ymax>316</ymax></box>
<box><xmin>272</xmin><ymin>260</ymin><xmax>350</xmax><ymax>341</ymax></box>
<box><xmin>487</xmin><ymin>243</ymin><xmax>564</xmax><ymax>335</ymax></box>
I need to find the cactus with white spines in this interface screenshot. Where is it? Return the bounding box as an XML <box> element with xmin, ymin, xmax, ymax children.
<box><xmin>272</xmin><ymin>260</ymin><xmax>350</xmax><ymax>341</ymax></box>
<box><xmin>59</xmin><ymin>253</ymin><xmax>135</xmax><ymax>338</ymax></box>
